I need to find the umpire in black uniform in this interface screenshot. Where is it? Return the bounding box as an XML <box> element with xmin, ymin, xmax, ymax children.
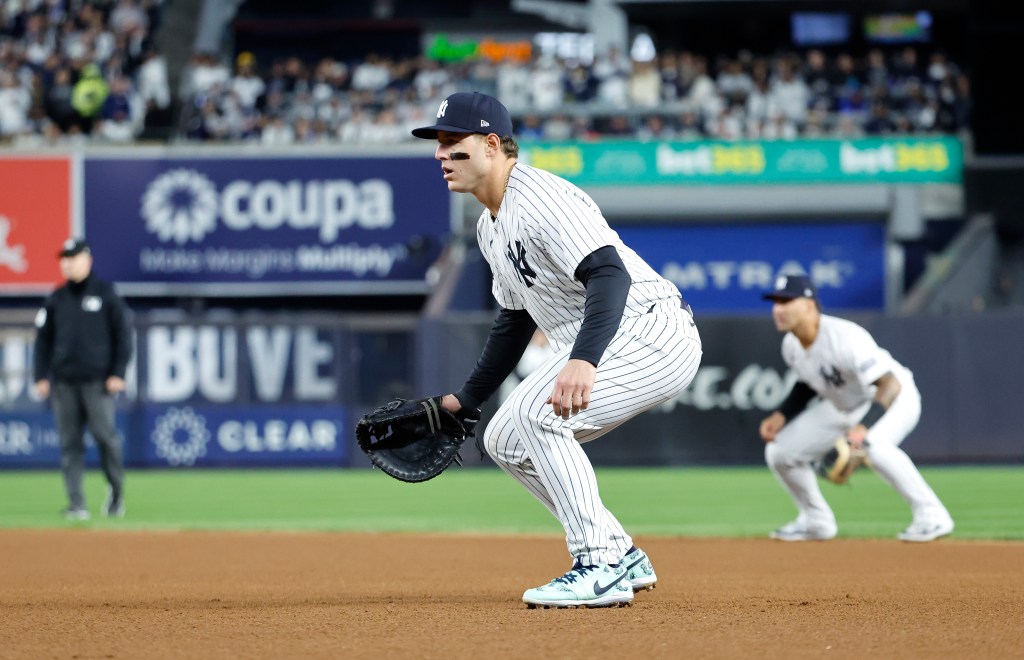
<box><xmin>33</xmin><ymin>238</ymin><xmax>133</xmax><ymax>520</ymax></box>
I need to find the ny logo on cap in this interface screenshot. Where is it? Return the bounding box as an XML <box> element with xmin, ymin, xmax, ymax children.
<box><xmin>437</xmin><ymin>99</ymin><xmax>448</xmax><ymax>118</ymax></box>
<box><xmin>775</xmin><ymin>275</ymin><xmax>787</xmax><ymax>290</ymax></box>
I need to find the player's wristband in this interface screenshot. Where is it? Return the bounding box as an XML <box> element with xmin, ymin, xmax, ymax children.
<box><xmin>860</xmin><ymin>401</ymin><xmax>888</xmax><ymax>428</ymax></box>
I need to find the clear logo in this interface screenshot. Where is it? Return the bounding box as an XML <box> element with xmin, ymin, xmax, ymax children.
<box><xmin>152</xmin><ymin>407</ymin><xmax>210</xmax><ymax>466</ymax></box>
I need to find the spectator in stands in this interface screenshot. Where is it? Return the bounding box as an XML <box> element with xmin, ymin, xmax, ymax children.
<box><xmin>657</xmin><ymin>50</ymin><xmax>681</xmax><ymax>102</ymax></box>
<box><xmin>260</xmin><ymin>112</ymin><xmax>294</xmax><ymax>145</ymax></box>
<box><xmin>804</xmin><ymin>49</ymin><xmax>832</xmax><ymax>112</ymax></box>
<box><xmin>517</xmin><ymin>114</ymin><xmax>544</xmax><ymax>140</ymax></box>
<box><xmin>708</xmin><ymin>100</ymin><xmax>744</xmax><ymax>140</ymax></box>
<box><xmin>833</xmin><ymin>113</ymin><xmax>865</xmax><ymax>139</ymax></box>
<box><xmin>592</xmin><ymin>46</ymin><xmax>630</xmax><ymax>109</ymax></box>
<box><xmin>863</xmin><ymin>100</ymin><xmax>897</xmax><ymax>135</ymax></box>
<box><xmin>637</xmin><ymin>114</ymin><xmax>672</xmax><ymax>141</ymax></box>
<box><xmin>864</xmin><ymin>49</ymin><xmax>890</xmax><ymax>91</ymax></box>
<box><xmin>675</xmin><ymin>107</ymin><xmax>705</xmax><ymax>140</ymax></box>
<box><xmin>530</xmin><ymin>55</ymin><xmax>564</xmax><ymax>112</ymax></box>
<box><xmin>0</xmin><ymin>68</ymin><xmax>31</xmax><ymax>138</ymax></box>
<box><xmin>71</xmin><ymin>62</ymin><xmax>108</xmax><ymax>133</ymax></box>
<box><xmin>136</xmin><ymin>44</ymin><xmax>170</xmax><ymax>137</ymax></box>
<box><xmin>361</xmin><ymin>107</ymin><xmax>403</xmax><ymax>143</ymax></box>
<box><xmin>949</xmin><ymin>74</ymin><xmax>971</xmax><ymax>132</ymax></box>
<box><xmin>44</xmin><ymin>66</ymin><xmax>77</xmax><ymax>134</ymax></box>
<box><xmin>564</xmin><ymin>62</ymin><xmax>596</xmax><ymax>103</ymax></box>
<box><xmin>769</xmin><ymin>59</ymin><xmax>809</xmax><ymax>127</ymax></box>
<box><xmin>496</xmin><ymin>58</ymin><xmax>530</xmax><ymax>113</ymax></box>
<box><xmin>628</xmin><ymin>59</ymin><xmax>662</xmax><ymax>108</ymax></box>
<box><xmin>350</xmin><ymin>53</ymin><xmax>389</xmax><ymax>93</ymax></box>
<box><xmin>413</xmin><ymin>56</ymin><xmax>448</xmax><ymax>101</ymax></box>
<box><xmin>96</xmin><ymin>73</ymin><xmax>140</xmax><ymax>141</ymax></box>
<box><xmin>684</xmin><ymin>55</ymin><xmax>719</xmax><ymax>115</ymax></box>
<box><xmin>230</xmin><ymin>51</ymin><xmax>265</xmax><ymax>112</ymax></box>
<box><xmin>542</xmin><ymin>114</ymin><xmax>572</xmax><ymax>141</ymax></box>
<box><xmin>716</xmin><ymin>57</ymin><xmax>752</xmax><ymax>105</ymax></box>
<box><xmin>109</xmin><ymin>0</ymin><xmax>148</xmax><ymax>35</ymax></box>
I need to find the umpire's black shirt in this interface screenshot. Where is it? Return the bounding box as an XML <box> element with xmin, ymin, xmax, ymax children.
<box><xmin>33</xmin><ymin>275</ymin><xmax>132</xmax><ymax>383</ymax></box>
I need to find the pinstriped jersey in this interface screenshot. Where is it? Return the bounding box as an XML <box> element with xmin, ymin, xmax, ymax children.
<box><xmin>782</xmin><ymin>314</ymin><xmax>913</xmax><ymax>412</ymax></box>
<box><xmin>476</xmin><ymin>163</ymin><xmax>682</xmax><ymax>352</ymax></box>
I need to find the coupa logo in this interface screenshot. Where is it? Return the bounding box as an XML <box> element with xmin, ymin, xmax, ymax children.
<box><xmin>140</xmin><ymin>168</ymin><xmax>396</xmax><ymax>245</ymax></box>
<box><xmin>152</xmin><ymin>406</ymin><xmax>210</xmax><ymax>466</ymax></box>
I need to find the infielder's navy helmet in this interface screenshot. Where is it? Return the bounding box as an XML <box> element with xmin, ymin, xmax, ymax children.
<box><xmin>411</xmin><ymin>92</ymin><xmax>514</xmax><ymax>139</ymax></box>
<box><xmin>763</xmin><ymin>274</ymin><xmax>818</xmax><ymax>302</ymax></box>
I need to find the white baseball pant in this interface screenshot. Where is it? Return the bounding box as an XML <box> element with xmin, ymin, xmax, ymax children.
<box><xmin>483</xmin><ymin>305</ymin><xmax>701</xmax><ymax>567</ymax></box>
<box><xmin>765</xmin><ymin>374</ymin><xmax>951</xmax><ymax>531</ymax></box>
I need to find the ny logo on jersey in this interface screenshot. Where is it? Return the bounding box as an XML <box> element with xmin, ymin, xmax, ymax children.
<box><xmin>506</xmin><ymin>240</ymin><xmax>537</xmax><ymax>287</ymax></box>
<box><xmin>820</xmin><ymin>365</ymin><xmax>845</xmax><ymax>388</ymax></box>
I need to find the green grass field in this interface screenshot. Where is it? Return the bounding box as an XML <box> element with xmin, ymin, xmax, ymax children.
<box><xmin>1</xmin><ymin>466</ymin><xmax>1021</xmax><ymax>540</ymax></box>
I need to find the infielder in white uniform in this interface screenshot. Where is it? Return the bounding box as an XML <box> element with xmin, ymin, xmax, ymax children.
<box><xmin>412</xmin><ymin>92</ymin><xmax>702</xmax><ymax>608</ymax></box>
<box><xmin>759</xmin><ymin>274</ymin><xmax>954</xmax><ymax>542</ymax></box>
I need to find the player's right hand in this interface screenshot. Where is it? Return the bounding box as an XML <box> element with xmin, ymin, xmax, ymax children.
<box><xmin>759</xmin><ymin>411</ymin><xmax>786</xmax><ymax>443</ymax></box>
<box><xmin>34</xmin><ymin>379</ymin><xmax>50</xmax><ymax>399</ymax></box>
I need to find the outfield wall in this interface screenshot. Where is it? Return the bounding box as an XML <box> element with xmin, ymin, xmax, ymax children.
<box><xmin>2</xmin><ymin>311</ymin><xmax>1021</xmax><ymax>468</ymax></box>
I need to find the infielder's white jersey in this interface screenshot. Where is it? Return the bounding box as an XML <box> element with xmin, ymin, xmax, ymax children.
<box><xmin>781</xmin><ymin>314</ymin><xmax>913</xmax><ymax>412</ymax></box>
<box><xmin>476</xmin><ymin>163</ymin><xmax>682</xmax><ymax>349</ymax></box>
<box><xmin>770</xmin><ymin>313</ymin><xmax>951</xmax><ymax>534</ymax></box>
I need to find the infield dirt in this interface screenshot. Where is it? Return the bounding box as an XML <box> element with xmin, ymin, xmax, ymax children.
<box><xmin>1</xmin><ymin>530</ymin><xmax>1020</xmax><ymax>658</ymax></box>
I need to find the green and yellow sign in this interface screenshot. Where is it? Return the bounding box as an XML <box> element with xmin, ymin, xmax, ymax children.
<box><xmin>519</xmin><ymin>137</ymin><xmax>962</xmax><ymax>185</ymax></box>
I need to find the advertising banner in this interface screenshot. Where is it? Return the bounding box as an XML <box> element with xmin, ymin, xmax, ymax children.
<box><xmin>520</xmin><ymin>137</ymin><xmax>963</xmax><ymax>186</ymax></box>
<box><xmin>142</xmin><ymin>404</ymin><xmax>346</xmax><ymax>467</ymax></box>
<box><xmin>615</xmin><ymin>221</ymin><xmax>886</xmax><ymax>312</ymax></box>
<box><xmin>82</xmin><ymin>156</ymin><xmax>451</xmax><ymax>293</ymax></box>
<box><xmin>0</xmin><ymin>157</ymin><xmax>72</xmax><ymax>292</ymax></box>
<box><xmin>0</xmin><ymin>410</ymin><xmax>135</xmax><ymax>468</ymax></box>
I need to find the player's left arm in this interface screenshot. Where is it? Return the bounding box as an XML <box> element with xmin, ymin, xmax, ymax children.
<box><xmin>548</xmin><ymin>245</ymin><xmax>630</xmax><ymax>419</ymax></box>
<box><xmin>847</xmin><ymin>371</ymin><xmax>901</xmax><ymax>447</ymax></box>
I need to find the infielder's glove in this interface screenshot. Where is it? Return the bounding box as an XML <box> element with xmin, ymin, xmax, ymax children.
<box><xmin>355</xmin><ymin>396</ymin><xmax>480</xmax><ymax>483</ymax></box>
<box><xmin>816</xmin><ymin>437</ymin><xmax>870</xmax><ymax>485</ymax></box>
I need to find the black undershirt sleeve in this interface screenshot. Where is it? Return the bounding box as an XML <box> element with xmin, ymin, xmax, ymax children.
<box><xmin>777</xmin><ymin>381</ymin><xmax>816</xmax><ymax>421</ymax></box>
<box><xmin>454</xmin><ymin>308</ymin><xmax>537</xmax><ymax>410</ymax></box>
<box><xmin>570</xmin><ymin>245</ymin><xmax>631</xmax><ymax>367</ymax></box>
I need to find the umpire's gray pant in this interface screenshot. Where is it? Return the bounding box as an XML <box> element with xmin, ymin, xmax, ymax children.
<box><xmin>52</xmin><ymin>381</ymin><xmax>124</xmax><ymax>508</ymax></box>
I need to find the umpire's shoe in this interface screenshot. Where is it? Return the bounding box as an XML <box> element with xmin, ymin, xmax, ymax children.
<box><xmin>63</xmin><ymin>506</ymin><xmax>91</xmax><ymax>521</ymax></box>
<box><xmin>621</xmin><ymin>546</ymin><xmax>657</xmax><ymax>592</ymax></box>
<box><xmin>103</xmin><ymin>488</ymin><xmax>125</xmax><ymax>518</ymax></box>
<box><xmin>523</xmin><ymin>562</ymin><xmax>633</xmax><ymax>609</ymax></box>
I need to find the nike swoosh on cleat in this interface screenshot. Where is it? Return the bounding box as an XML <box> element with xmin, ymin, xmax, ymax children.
<box><xmin>593</xmin><ymin>575</ymin><xmax>625</xmax><ymax>596</ymax></box>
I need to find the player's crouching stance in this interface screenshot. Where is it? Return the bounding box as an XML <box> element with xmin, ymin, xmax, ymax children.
<box><xmin>411</xmin><ymin>92</ymin><xmax>701</xmax><ymax>608</ymax></box>
<box><xmin>758</xmin><ymin>275</ymin><xmax>954</xmax><ymax>543</ymax></box>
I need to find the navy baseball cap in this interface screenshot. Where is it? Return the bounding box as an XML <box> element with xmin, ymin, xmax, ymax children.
<box><xmin>763</xmin><ymin>274</ymin><xmax>818</xmax><ymax>302</ymax></box>
<box><xmin>58</xmin><ymin>238</ymin><xmax>90</xmax><ymax>258</ymax></box>
<box><xmin>411</xmin><ymin>92</ymin><xmax>514</xmax><ymax>139</ymax></box>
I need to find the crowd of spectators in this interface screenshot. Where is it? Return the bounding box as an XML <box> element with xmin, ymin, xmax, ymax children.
<box><xmin>178</xmin><ymin>45</ymin><xmax>971</xmax><ymax>145</ymax></box>
<box><xmin>0</xmin><ymin>0</ymin><xmax>169</xmax><ymax>145</ymax></box>
<box><xmin>2</xmin><ymin>2</ymin><xmax>971</xmax><ymax>147</ymax></box>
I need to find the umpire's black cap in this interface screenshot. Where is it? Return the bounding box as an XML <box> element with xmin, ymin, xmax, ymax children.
<box><xmin>762</xmin><ymin>274</ymin><xmax>818</xmax><ymax>302</ymax></box>
<box><xmin>411</xmin><ymin>92</ymin><xmax>514</xmax><ymax>139</ymax></box>
<box><xmin>58</xmin><ymin>238</ymin><xmax>91</xmax><ymax>258</ymax></box>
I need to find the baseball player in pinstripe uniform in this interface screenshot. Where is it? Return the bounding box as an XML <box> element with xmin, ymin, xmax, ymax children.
<box><xmin>413</xmin><ymin>92</ymin><xmax>702</xmax><ymax>608</ymax></box>
<box><xmin>759</xmin><ymin>274</ymin><xmax>954</xmax><ymax>542</ymax></box>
